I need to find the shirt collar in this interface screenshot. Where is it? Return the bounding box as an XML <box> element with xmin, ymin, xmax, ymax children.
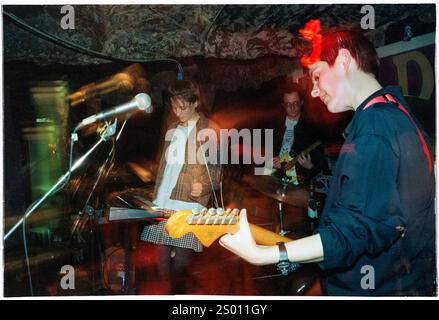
<box><xmin>285</xmin><ymin>116</ymin><xmax>299</xmax><ymax>127</ymax></box>
<box><xmin>343</xmin><ymin>86</ymin><xmax>403</xmax><ymax>138</ymax></box>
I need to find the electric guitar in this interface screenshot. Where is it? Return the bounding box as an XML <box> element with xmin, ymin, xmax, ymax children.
<box><xmin>165</xmin><ymin>208</ymin><xmax>293</xmax><ymax>247</ymax></box>
<box><xmin>273</xmin><ymin>140</ymin><xmax>322</xmax><ymax>183</ymax></box>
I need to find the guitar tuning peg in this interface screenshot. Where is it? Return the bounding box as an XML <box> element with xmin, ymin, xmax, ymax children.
<box><xmin>231</xmin><ymin>208</ymin><xmax>239</xmax><ymax>216</ymax></box>
<box><xmin>216</xmin><ymin>208</ymin><xmax>224</xmax><ymax>216</ymax></box>
<box><xmin>225</xmin><ymin>208</ymin><xmax>232</xmax><ymax>215</ymax></box>
<box><xmin>186</xmin><ymin>215</ymin><xmax>196</xmax><ymax>225</ymax></box>
<box><xmin>191</xmin><ymin>208</ymin><xmax>200</xmax><ymax>215</ymax></box>
<box><xmin>208</xmin><ymin>208</ymin><xmax>216</xmax><ymax>215</ymax></box>
<box><xmin>201</xmin><ymin>208</ymin><xmax>207</xmax><ymax>215</ymax></box>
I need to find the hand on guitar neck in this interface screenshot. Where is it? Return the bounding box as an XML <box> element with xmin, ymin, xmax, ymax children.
<box><xmin>272</xmin><ymin>140</ymin><xmax>321</xmax><ymax>183</ymax></box>
<box><xmin>283</xmin><ymin>140</ymin><xmax>321</xmax><ymax>171</ymax></box>
<box><xmin>219</xmin><ymin>210</ymin><xmax>324</xmax><ymax>266</ymax></box>
<box><xmin>165</xmin><ymin>207</ymin><xmax>324</xmax><ymax>266</ymax></box>
<box><xmin>218</xmin><ymin>210</ymin><xmax>288</xmax><ymax>265</ymax></box>
<box><xmin>165</xmin><ymin>207</ymin><xmax>292</xmax><ymax>248</ymax></box>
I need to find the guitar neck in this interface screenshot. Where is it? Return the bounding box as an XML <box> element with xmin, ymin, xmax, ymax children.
<box><xmin>165</xmin><ymin>209</ymin><xmax>293</xmax><ymax>247</ymax></box>
<box><xmin>249</xmin><ymin>224</ymin><xmax>293</xmax><ymax>245</ymax></box>
<box><xmin>284</xmin><ymin>140</ymin><xmax>321</xmax><ymax>170</ymax></box>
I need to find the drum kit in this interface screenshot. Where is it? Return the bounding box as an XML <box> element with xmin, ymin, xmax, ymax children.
<box><xmin>242</xmin><ymin>174</ymin><xmax>312</xmax><ymax>236</ymax></box>
<box><xmin>242</xmin><ymin>175</ymin><xmax>310</xmax><ymax>208</ymax></box>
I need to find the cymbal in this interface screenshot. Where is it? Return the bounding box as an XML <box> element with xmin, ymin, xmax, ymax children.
<box><xmin>242</xmin><ymin>175</ymin><xmax>309</xmax><ymax>208</ymax></box>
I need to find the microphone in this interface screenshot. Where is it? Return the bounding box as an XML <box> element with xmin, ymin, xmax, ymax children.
<box><xmin>76</xmin><ymin>93</ymin><xmax>152</xmax><ymax>130</ymax></box>
<box><xmin>67</xmin><ymin>64</ymin><xmax>147</xmax><ymax>106</ymax></box>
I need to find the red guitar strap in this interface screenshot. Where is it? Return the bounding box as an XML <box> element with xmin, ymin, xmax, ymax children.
<box><xmin>364</xmin><ymin>94</ymin><xmax>433</xmax><ymax>173</ymax></box>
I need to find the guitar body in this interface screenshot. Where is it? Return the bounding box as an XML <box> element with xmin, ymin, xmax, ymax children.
<box><xmin>273</xmin><ymin>152</ymin><xmax>299</xmax><ymax>185</ymax></box>
<box><xmin>272</xmin><ymin>140</ymin><xmax>322</xmax><ymax>184</ymax></box>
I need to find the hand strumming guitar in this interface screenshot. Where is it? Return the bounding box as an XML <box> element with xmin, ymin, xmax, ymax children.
<box><xmin>297</xmin><ymin>153</ymin><xmax>313</xmax><ymax>169</ymax></box>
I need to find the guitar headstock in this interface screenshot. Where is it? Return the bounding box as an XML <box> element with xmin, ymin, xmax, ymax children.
<box><xmin>165</xmin><ymin>208</ymin><xmax>241</xmax><ymax>247</ymax></box>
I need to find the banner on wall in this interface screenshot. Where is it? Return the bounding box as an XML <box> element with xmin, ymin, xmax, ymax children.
<box><xmin>378</xmin><ymin>32</ymin><xmax>435</xmax><ymax>138</ymax></box>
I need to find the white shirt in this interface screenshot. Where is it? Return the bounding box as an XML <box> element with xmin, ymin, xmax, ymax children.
<box><xmin>154</xmin><ymin>123</ymin><xmax>204</xmax><ymax>211</ymax></box>
<box><xmin>279</xmin><ymin>117</ymin><xmax>298</xmax><ymax>156</ymax></box>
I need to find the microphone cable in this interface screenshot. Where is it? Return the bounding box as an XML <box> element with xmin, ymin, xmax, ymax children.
<box><xmin>197</xmin><ymin>138</ymin><xmax>222</xmax><ymax>209</ymax></box>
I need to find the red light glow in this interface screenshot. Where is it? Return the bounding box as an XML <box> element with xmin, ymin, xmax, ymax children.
<box><xmin>299</xmin><ymin>19</ymin><xmax>322</xmax><ymax>67</ymax></box>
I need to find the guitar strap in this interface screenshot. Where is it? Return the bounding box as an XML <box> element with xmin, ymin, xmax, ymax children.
<box><xmin>363</xmin><ymin>93</ymin><xmax>433</xmax><ymax>173</ymax></box>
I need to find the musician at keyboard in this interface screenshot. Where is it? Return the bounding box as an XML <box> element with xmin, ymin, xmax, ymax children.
<box><xmin>140</xmin><ymin>79</ymin><xmax>222</xmax><ymax>294</ymax></box>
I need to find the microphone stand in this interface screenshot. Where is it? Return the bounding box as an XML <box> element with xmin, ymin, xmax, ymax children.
<box><xmin>4</xmin><ymin>121</ymin><xmax>118</xmax><ymax>241</ymax></box>
<box><xmin>72</xmin><ymin>119</ymin><xmax>129</xmax><ymax>293</ymax></box>
<box><xmin>70</xmin><ymin>120</ymin><xmax>119</xmax><ymax>236</ymax></box>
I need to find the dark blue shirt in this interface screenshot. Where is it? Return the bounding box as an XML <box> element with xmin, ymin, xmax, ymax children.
<box><xmin>318</xmin><ymin>86</ymin><xmax>435</xmax><ymax>296</ymax></box>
